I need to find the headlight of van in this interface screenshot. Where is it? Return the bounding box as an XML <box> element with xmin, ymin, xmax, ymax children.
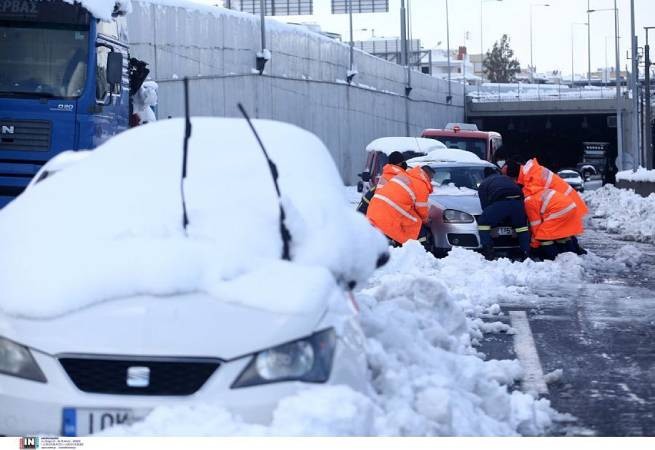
<box><xmin>0</xmin><ymin>336</ymin><xmax>47</xmax><ymax>382</ymax></box>
<box><xmin>443</xmin><ymin>209</ymin><xmax>474</xmax><ymax>223</ymax></box>
<box><xmin>231</xmin><ymin>328</ymin><xmax>336</xmax><ymax>388</ymax></box>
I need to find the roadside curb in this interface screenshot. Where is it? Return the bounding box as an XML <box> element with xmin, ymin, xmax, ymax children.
<box><xmin>615</xmin><ymin>180</ymin><xmax>655</xmax><ymax>197</ymax></box>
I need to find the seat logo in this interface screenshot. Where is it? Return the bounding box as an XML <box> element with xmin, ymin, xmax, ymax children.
<box><xmin>126</xmin><ymin>366</ymin><xmax>150</xmax><ymax>388</ymax></box>
<box><xmin>1</xmin><ymin>125</ymin><xmax>14</xmax><ymax>135</ymax></box>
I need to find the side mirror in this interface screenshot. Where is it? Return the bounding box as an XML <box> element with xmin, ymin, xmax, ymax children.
<box><xmin>106</xmin><ymin>51</ymin><xmax>123</xmax><ymax>86</ymax></box>
<box><xmin>357</xmin><ymin>181</ymin><xmax>364</xmax><ymax>193</ymax></box>
<box><xmin>360</xmin><ymin>171</ymin><xmax>371</xmax><ymax>182</ymax></box>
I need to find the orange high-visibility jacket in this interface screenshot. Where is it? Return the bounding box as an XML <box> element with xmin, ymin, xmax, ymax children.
<box><xmin>377</xmin><ymin>164</ymin><xmax>406</xmax><ymax>188</ymax></box>
<box><xmin>367</xmin><ymin>166</ymin><xmax>433</xmax><ymax>244</ymax></box>
<box><xmin>524</xmin><ymin>187</ymin><xmax>584</xmax><ymax>243</ymax></box>
<box><xmin>519</xmin><ymin>158</ymin><xmax>589</xmax><ymax>217</ymax></box>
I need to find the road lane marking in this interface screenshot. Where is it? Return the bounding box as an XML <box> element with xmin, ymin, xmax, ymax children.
<box><xmin>509</xmin><ymin>310</ymin><xmax>549</xmax><ymax>396</ymax></box>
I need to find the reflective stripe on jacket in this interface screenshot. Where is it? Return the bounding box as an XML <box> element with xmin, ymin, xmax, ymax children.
<box><xmin>366</xmin><ymin>166</ymin><xmax>433</xmax><ymax>244</ymax></box>
<box><xmin>524</xmin><ymin>188</ymin><xmax>583</xmax><ymax>241</ymax></box>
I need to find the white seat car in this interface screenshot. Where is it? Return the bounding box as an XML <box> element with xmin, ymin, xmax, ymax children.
<box><xmin>557</xmin><ymin>169</ymin><xmax>585</xmax><ymax>192</ymax></box>
<box><xmin>0</xmin><ymin>118</ymin><xmax>387</xmax><ymax>436</ymax></box>
<box><xmin>407</xmin><ymin>150</ymin><xmax>522</xmax><ymax>258</ymax></box>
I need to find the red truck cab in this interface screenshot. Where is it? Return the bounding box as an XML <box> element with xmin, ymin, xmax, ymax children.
<box><xmin>421</xmin><ymin>123</ymin><xmax>502</xmax><ymax>162</ymax></box>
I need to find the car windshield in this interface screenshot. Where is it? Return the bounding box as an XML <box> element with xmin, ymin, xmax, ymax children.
<box><xmin>559</xmin><ymin>172</ymin><xmax>579</xmax><ymax>179</ymax></box>
<box><xmin>0</xmin><ymin>24</ymin><xmax>89</xmax><ymax>98</ymax></box>
<box><xmin>431</xmin><ymin>165</ymin><xmax>491</xmax><ymax>190</ymax></box>
<box><xmin>427</xmin><ymin>137</ymin><xmax>487</xmax><ymax>159</ymax></box>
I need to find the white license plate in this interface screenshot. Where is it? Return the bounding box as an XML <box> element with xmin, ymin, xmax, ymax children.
<box><xmin>495</xmin><ymin>227</ymin><xmax>513</xmax><ymax>236</ymax></box>
<box><xmin>63</xmin><ymin>407</ymin><xmax>143</xmax><ymax>436</ymax></box>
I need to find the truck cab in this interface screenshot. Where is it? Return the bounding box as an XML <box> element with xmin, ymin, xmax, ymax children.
<box><xmin>0</xmin><ymin>0</ymin><xmax>129</xmax><ymax>208</ymax></box>
<box><xmin>421</xmin><ymin>123</ymin><xmax>502</xmax><ymax>163</ymax></box>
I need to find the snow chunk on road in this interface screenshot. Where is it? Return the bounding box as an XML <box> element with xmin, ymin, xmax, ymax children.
<box><xmin>584</xmin><ymin>185</ymin><xmax>655</xmax><ymax>243</ymax></box>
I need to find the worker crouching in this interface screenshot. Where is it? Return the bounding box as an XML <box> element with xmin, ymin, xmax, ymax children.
<box><xmin>366</xmin><ymin>165</ymin><xmax>434</xmax><ymax>249</ymax></box>
<box><xmin>477</xmin><ymin>167</ymin><xmax>531</xmax><ymax>261</ymax></box>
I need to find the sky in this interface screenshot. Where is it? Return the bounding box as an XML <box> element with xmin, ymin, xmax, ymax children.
<box><xmin>193</xmin><ymin>0</ymin><xmax>655</xmax><ymax>76</ymax></box>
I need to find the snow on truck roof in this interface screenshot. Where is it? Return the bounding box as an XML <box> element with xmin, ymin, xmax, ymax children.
<box><xmin>407</xmin><ymin>149</ymin><xmax>485</xmax><ymax>165</ymax></box>
<box><xmin>0</xmin><ymin>118</ymin><xmax>387</xmax><ymax>319</ymax></box>
<box><xmin>365</xmin><ymin>137</ymin><xmax>447</xmax><ymax>155</ymax></box>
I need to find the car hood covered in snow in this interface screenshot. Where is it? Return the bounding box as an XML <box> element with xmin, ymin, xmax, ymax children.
<box><xmin>0</xmin><ymin>118</ymin><xmax>387</xmax><ymax>324</ymax></box>
<box><xmin>429</xmin><ymin>188</ymin><xmax>482</xmax><ymax>215</ymax></box>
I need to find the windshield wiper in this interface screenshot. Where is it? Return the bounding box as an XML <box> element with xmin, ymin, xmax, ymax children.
<box><xmin>0</xmin><ymin>91</ymin><xmax>58</xmax><ymax>99</ymax></box>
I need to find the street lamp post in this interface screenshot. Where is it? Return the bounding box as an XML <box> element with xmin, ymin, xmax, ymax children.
<box><xmin>446</xmin><ymin>0</ymin><xmax>452</xmax><ymax>104</ymax></box>
<box><xmin>588</xmin><ymin>2</ymin><xmax>624</xmax><ymax>170</ymax></box>
<box><xmin>587</xmin><ymin>0</ymin><xmax>591</xmax><ymax>86</ymax></box>
<box><xmin>644</xmin><ymin>26</ymin><xmax>655</xmax><ymax>169</ymax></box>
<box><xmin>479</xmin><ymin>0</ymin><xmax>503</xmax><ymax>96</ymax></box>
<box><xmin>571</xmin><ymin>22</ymin><xmax>589</xmax><ymax>86</ymax></box>
<box><xmin>529</xmin><ymin>3</ymin><xmax>550</xmax><ymax>82</ymax></box>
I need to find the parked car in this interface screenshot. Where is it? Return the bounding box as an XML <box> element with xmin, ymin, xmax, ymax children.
<box><xmin>407</xmin><ymin>150</ymin><xmax>521</xmax><ymax>258</ymax></box>
<box><xmin>558</xmin><ymin>169</ymin><xmax>585</xmax><ymax>192</ymax></box>
<box><xmin>576</xmin><ymin>164</ymin><xmax>598</xmax><ymax>181</ymax></box>
<box><xmin>0</xmin><ymin>118</ymin><xmax>388</xmax><ymax>436</ymax></box>
<box><xmin>357</xmin><ymin>137</ymin><xmax>446</xmax><ymax>193</ymax></box>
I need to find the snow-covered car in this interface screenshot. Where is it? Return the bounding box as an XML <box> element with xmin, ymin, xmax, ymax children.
<box><xmin>357</xmin><ymin>137</ymin><xmax>446</xmax><ymax>193</ymax></box>
<box><xmin>0</xmin><ymin>118</ymin><xmax>388</xmax><ymax>436</ymax></box>
<box><xmin>557</xmin><ymin>169</ymin><xmax>585</xmax><ymax>192</ymax></box>
<box><xmin>25</xmin><ymin>150</ymin><xmax>91</xmax><ymax>190</ymax></box>
<box><xmin>576</xmin><ymin>164</ymin><xmax>597</xmax><ymax>181</ymax></box>
<box><xmin>408</xmin><ymin>150</ymin><xmax>521</xmax><ymax>258</ymax></box>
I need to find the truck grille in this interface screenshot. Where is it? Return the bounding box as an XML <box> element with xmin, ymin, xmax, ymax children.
<box><xmin>59</xmin><ymin>357</ymin><xmax>220</xmax><ymax>396</ymax></box>
<box><xmin>0</xmin><ymin>120</ymin><xmax>51</xmax><ymax>151</ymax></box>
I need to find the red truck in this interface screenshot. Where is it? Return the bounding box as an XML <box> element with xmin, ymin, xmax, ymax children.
<box><xmin>421</xmin><ymin>123</ymin><xmax>503</xmax><ymax>163</ymax></box>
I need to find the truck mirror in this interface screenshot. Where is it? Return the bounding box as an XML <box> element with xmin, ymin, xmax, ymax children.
<box><xmin>360</xmin><ymin>171</ymin><xmax>371</xmax><ymax>182</ymax></box>
<box><xmin>106</xmin><ymin>52</ymin><xmax>123</xmax><ymax>86</ymax></box>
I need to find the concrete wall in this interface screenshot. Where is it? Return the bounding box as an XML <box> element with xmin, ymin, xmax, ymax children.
<box><xmin>127</xmin><ymin>2</ymin><xmax>464</xmax><ymax>183</ymax></box>
<box><xmin>616</xmin><ymin>180</ymin><xmax>655</xmax><ymax>197</ymax></box>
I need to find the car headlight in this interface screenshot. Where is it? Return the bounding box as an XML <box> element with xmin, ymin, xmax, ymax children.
<box><xmin>0</xmin><ymin>336</ymin><xmax>47</xmax><ymax>382</ymax></box>
<box><xmin>232</xmin><ymin>328</ymin><xmax>336</xmax><ymax>388</ymax></box>
<box><xmin>443</xmin><ymin>209</ymin><xmax>474</xmax><ymax>223</ymax></box>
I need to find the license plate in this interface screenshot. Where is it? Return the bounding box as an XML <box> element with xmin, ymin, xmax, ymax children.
<box><xmin>62</xmin><ymin>407</ymin><xmax>142</xmax><ymax>436</ymax></box>
<box><xmin>495</xmin><ymin>227</ymin><xmax>513</xmax><ymax>236</ymax></box>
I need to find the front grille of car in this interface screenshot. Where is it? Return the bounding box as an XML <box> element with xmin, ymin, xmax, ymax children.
<box><xmin>0</xmin><ymin>120</ymin><xmax>52</xmax><ymax>151</ymax></box>
<box><xmin>448</xmin><ymin>233</ymin><xmax>478</xmax><ymax>247</ymax></box>
<box><xmin>59</xmin><ymin>356</ymin><xmax>220</xmax><ymax>396</ymax></box>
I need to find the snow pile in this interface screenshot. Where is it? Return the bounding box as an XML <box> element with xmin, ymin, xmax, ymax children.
<box><xmin>616</xmin><ymin>166</ymin><xmax>655</xmax><ymax>183</ymax></box>
<box><xmin>66</xmin><ymin>0</ymin><xmax>132</xmax><ymax>20</ymax></box>
<box><xmin>0</xmin><ymin>118</ymin><xmax>387</xmax><ymax>318</ymax></box>
<box><xmin>584</xmin><ymin>185</ymin><xmax>655</xmax><ymax>243</ymax></box>
<box><xmin>109</xmin><ymin>243</ymin><xmax>573</xmax><ymax>436</ymax></box>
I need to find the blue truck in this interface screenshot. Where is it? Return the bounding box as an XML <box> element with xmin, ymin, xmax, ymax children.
<box><xmin>0</xmin><ymin>0</ymin><xmax>138</xmax><ymax>208</ymax></box>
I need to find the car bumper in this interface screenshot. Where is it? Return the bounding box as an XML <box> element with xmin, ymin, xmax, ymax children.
<box><xmin>0</xmin><ymin>335</ymin><xmax>366</xmax><ymax>436</ymax></box>
<box><xmin>430</xmin><ymin>221</ymin><xmax>519</xmax><ymax>253</ymax></box>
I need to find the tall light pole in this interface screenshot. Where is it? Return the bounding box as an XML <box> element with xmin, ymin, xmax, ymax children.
<box><xmin>644</xmin><ymin>26</ymin><xmax>654</xmax><ymax>169</ymax></box>
<box><xmin>571</xmin><ymin>22</ymin><xmax>589</xmax><ymax>86</ymax></box>
<box><xmin>529</xmin><ymin>3</ymin><xmax>550</xmax><ymax>82</ymax></box>
<box><xmin>630</xmin><ymin>0</ymin><xmax>639</xmax><ymax>169</ymax></box>
<box><xmin>446</xmin><ymin>0</ymin><xmax>452</xmax><ymax>104</ymax></box>
<box><xmin>588</xmin><ymin>3</ymin><xmax>623</xmax><ymax>170</ymax></box>
<box><xmin>479</xmin><ymin>0</ymin><xmax>503</xmax><ymax>95</ymax></box>
<box><xmin>587</xmin><ymin>0</ymin><xmax>592</xmax><ymax>86</ymax></box>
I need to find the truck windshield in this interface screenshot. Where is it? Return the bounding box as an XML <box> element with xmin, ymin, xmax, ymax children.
<box><xmin>0</xmin><ymin>24</ymin><xmax>89</xmax><ymax>98</ymax></box>
<box><xmin>430</xmin><ymin>137</ymin><xmax>487</xmax><ymax>159</ymax></box>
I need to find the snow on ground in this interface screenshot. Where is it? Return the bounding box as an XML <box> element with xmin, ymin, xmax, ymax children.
<box><xmin>584</xmin><ymin>185</ymin><xmax>655</xmax><ymax>244</ymax></box>
<box><xmin>111</xmin><ymin>242</ymin><xmax>590</xmax><ymax>436</ymax></box>
<box><xmin>616</xmin><ymin>166</ymin><xmax>655</xmax><ymax>183</ymax></box>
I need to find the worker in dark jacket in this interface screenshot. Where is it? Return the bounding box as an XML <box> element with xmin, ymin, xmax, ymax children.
<box><xmin>477</xmin><ymin>167</ymin><xmax>531</xmax><ymax>260</ymax></box>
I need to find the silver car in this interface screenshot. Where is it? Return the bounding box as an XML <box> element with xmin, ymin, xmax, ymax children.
<box><xmin>409</xmin><ymin>158</ymin><xmax>521</xmax><ymax>258</ymax></box>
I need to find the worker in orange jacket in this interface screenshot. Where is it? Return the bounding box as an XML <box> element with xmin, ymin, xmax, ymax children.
<box><xmin>507</xmin><ymin>158</ymin><xmax>588</xmax><ymax>255</ymax></box>
<box><xmin>366</xmin><ymin>165</ymin><xmax>434</xmax><ymax>246</ymax></box>
<box><xmin>523</xmin><ymin>184</ymin><xmax>584</xmax><ymax>260</ymax></box>
<box><xmin>357</xmin><ymin>151</ymin><xmax>407</xmax><ymax>214</ymax></box>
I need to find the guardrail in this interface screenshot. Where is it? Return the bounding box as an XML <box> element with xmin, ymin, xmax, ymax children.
<box><xmin>468</xmin><ymin>85</ymin><xmax>627</xmax><ymax>103</ymax></box>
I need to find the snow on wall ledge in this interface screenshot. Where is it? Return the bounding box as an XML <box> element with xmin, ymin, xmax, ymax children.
<box><xmin>126</xmin><ymin>1</ymin><xmax>465</xmax><ymax>184</ymax></box>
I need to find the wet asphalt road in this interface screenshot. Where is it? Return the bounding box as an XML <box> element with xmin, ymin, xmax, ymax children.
<box><xmin>480</xmin><ymin>180</ymin><xmax>655</xmax><ymax>436</ymax></box>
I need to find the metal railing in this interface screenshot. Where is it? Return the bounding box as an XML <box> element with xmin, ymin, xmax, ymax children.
<box><xmin>468</xmin><ymin>83</ymin><xmax>627</xmax><ymax>103</ymax></box>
